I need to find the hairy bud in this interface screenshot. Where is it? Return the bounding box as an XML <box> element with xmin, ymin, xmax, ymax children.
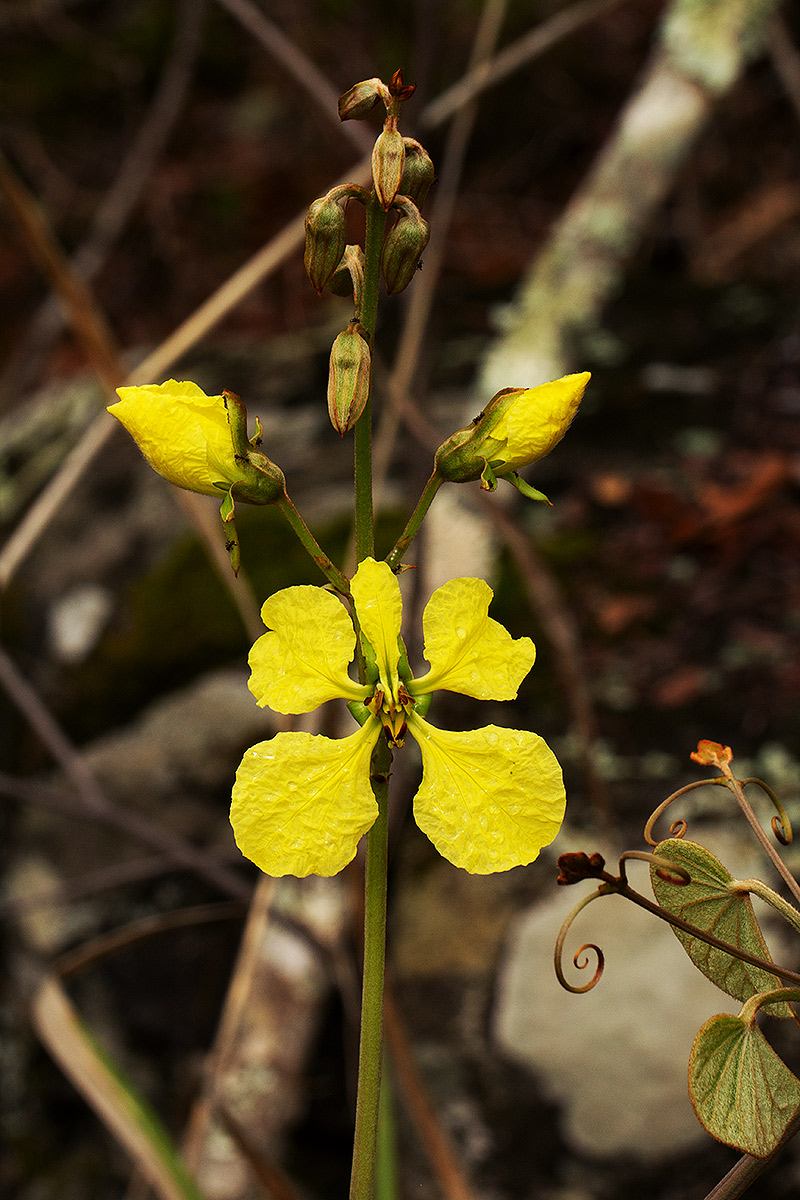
<box><xmin>399</xmin><ymin>138</ymin><xmax>435</xmax><ymax>208</ymax></box>
<box><xmin>381</xmin><ymin>198</ymin><xmax>430</xmax><ymax>294</ymax></box>
<box><xmin>372</xmin><ymin>124</ymin><xmax>405</xmax><ymax>210</ymax></box>
<box><xmin>303</xmin><ymin>186</ymin><xmax>353</xmax><ymax>292</ymax></box>
<box><xmin>327</xmin><ymin>323</ymin><xmax>371</xmax><ymax>436</ymax></box>
<box><xmin>339</xmin><ymin>78</ymin><xmax>391</xmax><ymax>121</ymax></box>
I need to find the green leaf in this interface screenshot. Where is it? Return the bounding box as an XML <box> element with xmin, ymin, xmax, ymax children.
<box><xmin>651</xmin><ymin>838</ymin><xmax>793</xmax><ymax>1017</ymax></box>
<box><xmin>689</xmin><ymin>1012</ymin><xmax>800</xmax><ymax>1157</ymax></box>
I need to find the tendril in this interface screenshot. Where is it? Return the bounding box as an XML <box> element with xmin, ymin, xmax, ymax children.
<box><xmin>619</xmin><ymin>850</ymin><xmax>690</xmax><ymax>886</ymax></box>
<box><xmin>740</xmin><ymin>778</ymin><xmax>793</xmax><ymax>847</ymax></box>
<box><xmin>643</xmin><ymin>778</ymin><xmax>725</xmax><ymax>846</ymax></box>
<box><xmin>554</xmin><ymin>887</ymin><xmax>607</xmax><ymax>994</ymax></box>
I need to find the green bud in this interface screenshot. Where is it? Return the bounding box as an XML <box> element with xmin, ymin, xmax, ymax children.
<box><xmin>327</xmin><ymin>323</ymin><xmax>371</xmax><ymax>436</ymax></box>
<box><xmin>304</xmin><ymin>186</ymin><xmax>350</xmax><ymax>293</ymax></box>
<box><xmin>372</xmin><ymin>124</ymin><xmax>405</xmax><ymax>209</ymax></box>
<box><xmin>399</xmin><ymin>138</ymin><xmax>435</xmax><ymax>208</ymax></box>
<box><xmin>339</xmin><ymin>78</ymin><xmax>391</xmax><ymax>121</ymax></box>
<box><xmin>381</xmin><ymin>197</ymin><xmax>430</xmax><ymax>294</ymax></box>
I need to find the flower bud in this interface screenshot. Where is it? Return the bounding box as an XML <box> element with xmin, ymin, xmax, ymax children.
<box><xmin>304</xmin><ymin>187</ymin><xmax>350</xmax><ymax>293</ymax></box>
<box><xmin>372</xmin><ymin>124</ymin><xmax>405</xmax><ymax>209</ymax></box>
<box><xmin>339</xmin><ymin>78</ymin><xmax>391</xmax><ymax>121</ymax></box>
<box><xmin>399</xmin><ymin>138</ymin><xmax>435</xmax><ymax>208</ymax></box>
<box><xmin>434</xmin><ymin>373</ymin><xmax>590</xmax><ymax>499</ymax></box>
<box><xmin>327</xmin><ymin>323</ymin><xmax>371</xmax><ymax>436</ymax></box>
<box><xmin>108</xmin><ymin>380</ymin><xmax>286</xmax><ymax>503</ymax></box>
<box><xmin>381</xmin><ymin>198</ymin><xmax>430</xmax><ymax>294</ymax></box>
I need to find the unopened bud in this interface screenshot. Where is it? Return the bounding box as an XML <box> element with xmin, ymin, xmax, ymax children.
<box><xmin>382</xmin><ymin>198</ymin><xmax>430</xmax><ymax>294</ymax></box>
<box><xmin>339</xmin><ymin>78</ymin><xmax>391</xmax><ymax>121</ymax></box>
<box><xmin>304</xmin><ymin>186</ymin><xmax>351</xmax><ymax>292</ymax></box>
<box><xmin>399</xmin><ymin>139</ymin><xmax>435</xmax><ymax>208</ymax></box>
<box><xmin>372</xmin><ymin>124</ymin><xmax>405</xmax><ymax>209</ymax></box>
<box><xmin>388</xmin><ymin>68</ymin><xmax>416</xmax><ymax>103</ymax></box>
<box><xmin>327</xmin><ymin>323</ymin><xmax>371</xmax><ymax>436</ymax></box>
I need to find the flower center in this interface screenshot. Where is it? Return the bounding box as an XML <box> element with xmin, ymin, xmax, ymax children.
<box><xmin>367</xmin><ymin>682</ymin><xmax>415</xmax><ymax>746</ymax></box>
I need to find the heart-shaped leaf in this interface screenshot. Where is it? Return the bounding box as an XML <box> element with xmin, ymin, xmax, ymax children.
<box><xmin>689</xmin><ymin>1012</ymin><xmax>800</xmax><ymax>1157</ymax></box>
<box><xmin>651</xmin><ymin>838</ymin><xmax>793</xmax><ymax>1017</ymax></box>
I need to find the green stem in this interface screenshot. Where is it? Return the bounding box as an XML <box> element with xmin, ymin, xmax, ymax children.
<box><xmin>350</xmin><ymin>737</ymin><xmax>392</xmax><ymax>1200</ymax></box>
<box><xmin>353</xmin><ymin>194</ymin><xmax>387</xmax><ymax>563</ymax></box>
<box><xmin>385</xmin><ymin>470</ymin><xmax>444</xmax><ymax>571</ymax></box>
<box><xmin>276</xmin><ymin>493</ymin><xmax>350</xmax><ymax>593</ymax></box>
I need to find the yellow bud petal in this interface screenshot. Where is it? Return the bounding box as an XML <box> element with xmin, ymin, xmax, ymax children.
<box><xmin>409</xmin><ymin>716</ymin><xmax>566</xmax><ymax>873</ymax></box>
<box><xmin>498</xmin><ymin>371</ymin><xmax>590</xmax><ymax>470</ymax></box>
<box><xmin>411</xmin><ymin>576</ymin><xmax>535</xmax><ymax>700</ymax></box>
<box><xmin>109</xmin><ymin>380</ymin><xmax>240</xmax><ymax>495</ymax></box>
<box><xmin>231</xmin><ymin>723</ymin><xmax>381</xmax><ymax>877</ymax></box>
<box><xmin>248</xmin><ymin>585</ymin><xmax>369</xmax><ymax>714</ymax></box>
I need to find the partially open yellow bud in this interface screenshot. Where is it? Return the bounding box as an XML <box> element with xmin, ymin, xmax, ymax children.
<box><xmin>109</xmin><ymin>380</ymin><xmax>243</xmax><ymax>495</ymax></box>
<box><xmin>434</xmin><ymin>372</ymin><xmax>590</xmax><ymax>500</ymax></box>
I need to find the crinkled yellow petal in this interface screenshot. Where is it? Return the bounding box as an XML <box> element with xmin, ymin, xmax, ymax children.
<box><xmin>350</xmin><ymin>557</ymin><xmax>402</xmax><ymax>693</ymax></box>
<box><xmin>109</xmin><ymin>380</ymin><xmax>239</xmax><ymax>495</ymax></box>
<box><xmin>411</xmin><ymin>577</ymin><xmax>535</xmax><ymax>700</ymax></box>
<box><xmin>248</xmin><ymin>585</ymin><xmax>368</xmax><ymax>713</ymax></box>
<box><xmin>495</xmin><ymin>372</ymin><xmax>590</xmax><ymax>471</ymax></box>
<box><xmin>230</xmin><ymin>721</ymin><xmax>381</xmax><ymax>877</ymax></box>
<box><xmin>408</xmin><ymin>714</ymin><xmax>565</xmax><ymax>873</ymax></box>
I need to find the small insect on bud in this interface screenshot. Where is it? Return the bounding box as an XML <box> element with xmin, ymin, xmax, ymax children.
<box><xmin>382</xmin><ymin>198</ymin><xmax>430</xmax><ymax>294</ymax></box>
<box><xmin>339</xmin><ymin>77</ymin><xmax>391</xmax><ymax>121</ymax></box>
<box><xmin>304</xmin><ymin>186</ymin><xmax>351</xmax><ymax>293</ymax></box>
<box><xmin>398</xmin><ymin>138</ymin><xmax>435</xmax><ymax>209</ymax></box>
<box><xmin>372</xmin><ymin>124</ymin><xmax>405</xmax><ymax>210</ymax></box>
<box><xmin>327</xmin><ymin>323</ymin><xmax>371</xmax><ymax>436</ymax></box>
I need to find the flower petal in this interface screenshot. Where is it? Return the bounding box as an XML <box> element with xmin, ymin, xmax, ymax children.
<box><xmin>408</xmin><ymin>715</ymin><xmax>565</xmax><ymax>873</ymax></box>
<box><xmin>411</xmin><ymin>577</ymin><xmax>535</xmax><ymax>700</ymax></box>
<box><xmin>110</xmin><ymin>380</ymin><xmax>239</xmax><ymax>495</ymax></box>
<box><xmin>231</xmin><ymin>721</ymin><xmax>381</xmax><ymax>877</ymax></box>
<box><xmin>248</xmin><ymin>585</ymin><xmax>368</xmax><ymax>713</ymax></box>
<box><xmin>350</xmin><ymin>557</ymin><xmax>402</xmax><ymax>693</ymax></box>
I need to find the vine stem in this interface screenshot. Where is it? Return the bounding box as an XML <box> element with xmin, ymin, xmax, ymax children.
<box><xmin>722</xmin><ymin>766</ymin><xmax>800</xmax><ymax>909</ymax></box>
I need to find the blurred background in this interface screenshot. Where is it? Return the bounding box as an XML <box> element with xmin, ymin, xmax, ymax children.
<box><xmin>2</xmin><ymin>1</ymin><xmax>800</xmax><ymax>1197</ymax></box>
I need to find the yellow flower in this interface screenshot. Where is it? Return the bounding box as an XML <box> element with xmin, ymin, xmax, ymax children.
<box><xmin>108</xmin><ymin>380</ymin><xmax>244</xmax><ymax>496</ymax></box>
<box><xmin>231</xmin><ymin>558</ymin><xmax>566</xmax><ymax>877</ymax></box>
<box><xmin>435</xmin><ymin>372</ymin><xmax>590</xmax><ymax>501</ymax></box>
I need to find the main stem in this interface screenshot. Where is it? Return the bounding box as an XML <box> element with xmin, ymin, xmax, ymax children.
<box><xmin>350</xmin><ymin>739</ymin><xmax>391</xmax><ymax>1200</ymax></box>
<box><xmin>353</xmin><ymin>194</ymin><xmax>386</xmax><ymax>563</ymax></box>
<box><xmin>350</xmin><ymin>187</ymin><xmax>390</xmax><ymax>1200</ymax></box>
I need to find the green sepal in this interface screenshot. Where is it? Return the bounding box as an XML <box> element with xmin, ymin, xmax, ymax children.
<box><xmin>360</xmin><ymin>629</ymin><xmax>380</xmax><ymax>687</ymax></box>
<box><xmin>479</xmin><ymin>460</ymin><xmax>498</xmax><ymax>491</ymax></box>
<box><xmin>412</xmin><ymin>690</ymin><xmax>433</xmax><ymax>718</ymax></box>
<box><xmin>347</xmin><ymin>700</ymin><xmax>373</xmax><ymax>727</ymax></box>
<box><xmin>506</xmin><ymin>471</ymin><xmax>553</xmax><ymax>505</ymax></box>
<box><xmin>396</xmin><ymin>636</ymin><xmax>413</xmax><ymax>684</ymax></box>
<box><xmin>220</xmin><ymin>488</ymin><xmax>241</xmax><ymax>576</ymax></box>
